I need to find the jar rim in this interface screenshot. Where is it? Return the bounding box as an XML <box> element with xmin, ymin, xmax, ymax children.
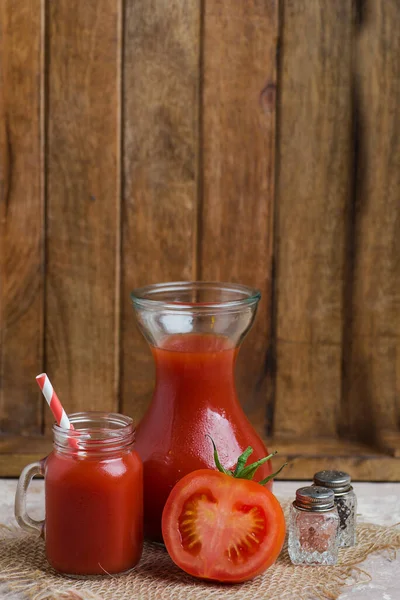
<box><xmin>53</xmin><ymin>411</ymin><xmax>134</xmax><ymax>437</ymax></box>
<box><xmin>131</xmin><ymin>281</ymin><xmax>261</xmax><ymax>312</ymax></box>
<box><xmin>53</xmin><ymin>412</ymin><xmax>135</xmax><ymax>455</ymax></box>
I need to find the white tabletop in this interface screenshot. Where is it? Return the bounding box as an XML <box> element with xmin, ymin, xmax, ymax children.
<box><xmin>0</xmin><ymin>479</ymin><xmax>399</xmax><ymax>600</ymax></box>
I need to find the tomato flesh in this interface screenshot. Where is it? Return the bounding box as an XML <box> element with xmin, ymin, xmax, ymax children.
<box><xmin>162</xmin><ymin>470</ymin><xmax>286</xmax><ymax>582</ymax></box>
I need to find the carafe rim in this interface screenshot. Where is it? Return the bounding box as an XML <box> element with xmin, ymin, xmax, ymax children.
<box><xmin>131</xmin><ymin>281</ymin><xmax>261</xmax><ymax>312</ymax></box>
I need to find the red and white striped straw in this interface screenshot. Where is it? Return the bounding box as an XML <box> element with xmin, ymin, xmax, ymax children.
<box><xmin>36</xmin><ymin>373</ymin><xmax>74</xmax><ymax>431</ymax></box>
<box><xmin>36</xmin><ymin>374</ymin><xmax>81</xmax><ymax>450</ymax></box>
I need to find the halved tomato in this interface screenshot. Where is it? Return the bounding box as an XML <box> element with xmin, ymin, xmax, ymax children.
<box><xmin>162</xmin><ymin>468</ymin><xmax>286</xmax><ymax>582</ymax></box>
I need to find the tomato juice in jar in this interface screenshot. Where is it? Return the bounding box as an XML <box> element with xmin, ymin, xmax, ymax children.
<box><xmin>15</xmin><ymin>412</ymin><xmax>143</xmax><ymax>576</ymax></box>
<box><xmin>131</xmin><ymin>282</ymin><xmax>273</xmax><ymax>542</ymax></box>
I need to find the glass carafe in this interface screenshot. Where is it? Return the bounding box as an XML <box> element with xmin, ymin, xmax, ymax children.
<box><xmin>131</xmin><ymin>282</ymin><xmax>273</xmax><ymax>542</ymax></box>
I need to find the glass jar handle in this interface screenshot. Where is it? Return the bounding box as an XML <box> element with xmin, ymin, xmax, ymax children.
<box><xmin>15</xmin><ymin>461</ymin><xmax>45</xmax><ymax>537</ymax></box>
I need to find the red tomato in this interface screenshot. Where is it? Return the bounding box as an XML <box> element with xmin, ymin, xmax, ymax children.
<box><xmin>162</xmin><ymin>469</ymin><xmax>286</xmax><ymax>583</ymax></box>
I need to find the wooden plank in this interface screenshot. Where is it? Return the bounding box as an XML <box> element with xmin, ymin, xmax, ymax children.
<box><xmin>45</xmin><ymin>0</ymin><xmax>121</xmax><ymax>424</ymax></box>
<box><xmin>200</xmin><ymin>0</ymin><xmax>278</xmax><ymax>434</ymax></box>
<box><xmin>121</xmin><ymin>0</ymin><xmax>200</xmax><ymax>422</ymax></box>
<box><xmin>343</xmin><ymin>0</ymin><xmax>400</xmax><ymax>457</ymax></box>
<box><xmin>0</xmin><ymin>435</ymin><xmax>52</xmax><ymax>476</ymax></box>
<box><xmin>274</xmin><ymin>0</ymin><xmax>353</xmax><ymax>438</ymax></box>
<box><xmin>1</xmin><ymin>434</ymin><xmax>398</xmax><ymax>480</ymax></box>
<box><xmin>269</xmin><ymin>437</ymin><xmax>400</xmax><ymax>482</ymax></box>
<box><xmin>0</xmin><ymin>0</ymin><xmax>44</xmax><ymax>435</ymax></box>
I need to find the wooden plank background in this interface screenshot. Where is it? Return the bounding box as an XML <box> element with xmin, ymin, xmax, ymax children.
<box><xmin>0</xmin><ymin>0</ymin><xmax>44</xmax><ymax>436</ymax></box>
<box><xmin>0</xmin><ymin>0</ymin><xmax>399</xmax><ymax>479</ymax></box>
<box><xmin>274</xmin><ymin>0</ymin><xmax>353</xmax><ymax>440</ymax></box>
<box><xmin>45</xmin><ymin>0</ymin><xmax>122</xmax><ymax>428</ymax></box>
<box><xmin>342</xmin><ymin>0</ymin><xmax>400</xmax><ymax>459</ymax></box>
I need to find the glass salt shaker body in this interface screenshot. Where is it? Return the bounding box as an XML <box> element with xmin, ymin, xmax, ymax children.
<box><xmin>313</xmin><ymin>470</ymin><xmax>357</xmax><ymax>548</ymax></box>
<box><xmin>289</xmin><ymin>486</ymin><xmax>339</xmax><ymax>566</ymax></box>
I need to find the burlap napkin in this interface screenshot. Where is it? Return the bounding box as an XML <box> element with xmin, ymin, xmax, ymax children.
<box><xmin>0</xmin><ymin>502</ymin><xmax>399</xmax><ymax>600</ymax></box>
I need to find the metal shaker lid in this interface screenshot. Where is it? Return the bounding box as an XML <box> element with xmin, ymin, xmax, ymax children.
<box><xmin>313</xmin><ymin>470</ymin><xmax>352</xmax><ymax>494</ymax></box>
<box><xmin>294</xmin><ymin>486</ymin><xmax>335</xmax><ymax>512</ymax></box>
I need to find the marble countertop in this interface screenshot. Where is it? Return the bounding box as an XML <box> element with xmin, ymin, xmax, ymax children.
<box><xmin>0</xmin><ymin>479</ymin><xmax>399</xmax><ymax>599</ymax></box>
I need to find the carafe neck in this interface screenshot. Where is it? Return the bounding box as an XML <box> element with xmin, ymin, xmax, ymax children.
<box><xmin>132</xmin><ymin>282</ymin><xmax>261</xmax><ymax>352</ymax></box>
<box><xmin>151</xmin><ymin>334</ymin><xmax>239</xmax><ymax>410</ymax></box>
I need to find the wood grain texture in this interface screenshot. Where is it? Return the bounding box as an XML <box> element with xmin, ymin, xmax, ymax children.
<box><xmin>0</xmin><ymin>0</ymin><xmax>44</xmax><ymax>434</ymax></box>
<box><xmin>343</xmin><ymin>0</ymin><xmax>400</xmax><ymax>457</ymax></box>
<box><xmin>121</xmin><ymin>0</ymin><xmax>200</xmax><ymax>422</ymax></box>
<box><xmin>269</xmin><ymin>437</ymin><xmax>400</xmax><ymax>481</ymax></box>
<box><xmin>1</xmin><ymin>434</ymin><xmax>398</xmax><ymax>480</ymax></box>
<box><xmin>200</xmin><ymin>0</ymin><xmax>278</xmax><ymax>435</ymax></box>
<box><xmin>45</xmin><ymin>0</ymin><xmax>121</xmax><ymax>424</ymax></box>
<box><xmin>0</xmin><ymin>435</ymin><xmax>51</xmax><ymax>476</ymax></box>
<box><xmin>274</xmin><ymin>0</ymin><xmax>353</xmax><ymax>438</ymax></box>
<box><xmin>1</xmin><ymin>0</ymin><xmax>400</xmax><ymax>483</ymax></box>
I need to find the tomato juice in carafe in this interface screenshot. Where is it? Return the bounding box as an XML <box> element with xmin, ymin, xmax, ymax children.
<box><xmin>131</xmin><ymin>282</ymin><xmax>273</xmax><ymax>542</ymax></box>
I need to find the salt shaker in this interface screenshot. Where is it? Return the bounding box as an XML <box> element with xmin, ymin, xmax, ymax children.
<box><xmin>313</xmin><ymin>470</ymin><xmax>357</xmax><ymax>548</ymax></box>
<box><xmin>289</xmin><ymin>486</ymin><xmax>339</xmax><ymax>565</ymax></box>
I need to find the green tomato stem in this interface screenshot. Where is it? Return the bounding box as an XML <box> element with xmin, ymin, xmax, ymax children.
<box><xmin>258</xmin><ymin>462</ymin><xmax>288</xmax><ymax>485</ymax></box>
<box><xmin>233</xmin><ymin>446</ymin><xmax>253</xmax><ymax>476</ymax></box>
<box><xmin>238</xmin><ymin>451</ymin><xmax>278</xmax><ymax>480</ymax></box>
<box><xmin>206</xmin><ymin>435</ymin><xmax>232</xmax><ymax>476</ymax></box>
<box><xmin>206</xmin><ymin>436</ymin><xmax>286</xmax><ymax>484</ymax></box>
